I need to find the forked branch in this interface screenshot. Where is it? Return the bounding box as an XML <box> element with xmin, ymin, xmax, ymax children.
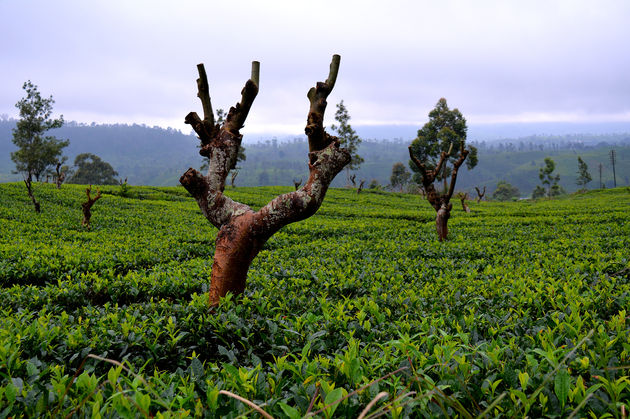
<box><xmin>81</xmin><ymin>185</ymin><xmax>102</xmax><ymax>229</ymax></box>
<box><xmin>446</xmin><ymin>144</ymin><xmax>469</xmax><ymax>201</ymax></box>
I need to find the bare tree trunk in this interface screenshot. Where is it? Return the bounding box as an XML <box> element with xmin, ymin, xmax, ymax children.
<box><xmin>24</xmin><ymin>174</ymin><xmax>41</xmax><ymax>213</ymax></box>
<box><xmin>458</xmin><ymin>192</ymin><xmax>470</xmax><ymax>212</ymax></box>
<box><xmin>55</xmin><ymin>162</ymin><xmax>66</xmax><ymax>189</ymax></box>
<box><xmin>81</xmin><ymin>186</ymin><xmax>102</xmax><ymax>229</ymax></box>
<box><xmin>181</xmin><ymin>56</ymin><xmax>350</xmax><ymax>306</ymax></box>
<box><xmin>435</xmin><ymin>203</ymin><xmax>451</xmax><ymax>241</ymax></box>
<box><xmin>357</xmin><ymin>179</ymin><xmax>365</xmax><ymax>194</ymax></box>
<box><xmin>293</xmin><ymin>178</ymin><xmax>302</xmax><ymax>190</ymax></box>
<box><xmin>474</xmin><ymin>186</ymin><xmax>485</xmax><ymax>203</ymax></box>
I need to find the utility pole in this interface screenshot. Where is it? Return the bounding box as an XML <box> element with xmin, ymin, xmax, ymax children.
<box><xmin>598</xmin><ymin>163</ymin><xmax>603</xmax><ymax>188</ymax></box>
<box><xmin>609</xmin><ymin>149</ymin><xmax>617</xmax><ymax>188</ymax></box>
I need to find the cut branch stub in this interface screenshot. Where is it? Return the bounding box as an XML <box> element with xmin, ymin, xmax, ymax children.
<box><xmin>181</xmin><ymin>55</ymin><xmax>349</xmax><ymax>307</ymax></box>
<box><xmin>196</xmin><ymin>63</ymin><xmax>214</xmax><ymax>129</ymax></box>
<box><xmin>81</xmin><ymin>185</ymin><xmax>102</xmax><ymax>229</ymax></box>
<box><xmin>306</xmin><ymin>54</ymin><xmax>340</xmax><ymax>153</ymax></box>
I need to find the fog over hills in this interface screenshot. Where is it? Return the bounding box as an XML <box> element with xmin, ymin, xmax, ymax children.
<box><xmin>1</xmin><ymin>118</ymin><xmax>629</xmax><ymax>195</ymax></box>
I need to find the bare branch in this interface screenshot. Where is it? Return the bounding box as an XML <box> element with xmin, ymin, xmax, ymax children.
<box><xmin>224</xmin><ymin>61</ymin><xmax>260</xmax><ymax>135</ymax></box>
<box><xmin>196</xmin><ymin>63</ymin><xmax>215</xmax><ymax>129</ymax></box>
<box><xmin>446</xmin><ymin>148</ymin><xmax>469</xmax><ymax>201</ymax></box>
<box><xmin>306</xmin><ymin>54</ymin><xmax>341</xmax><ymax>152</ymax></box>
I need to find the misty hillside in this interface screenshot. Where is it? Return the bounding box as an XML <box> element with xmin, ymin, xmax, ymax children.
<box><xmin>1</xmin><ymin>119</ymin><xmax>629</xmax><ymax>196</ymax></box>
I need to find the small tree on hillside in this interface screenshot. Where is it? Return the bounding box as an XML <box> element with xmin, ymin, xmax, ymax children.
<box><xmin>408</xmin><ymin>98</ymin><xmax>478</xmax><ymax>241</ymax></box>
<box><xmin>11</xmin><ymin>81</ymin><xmax>69</xmax><ymax>212</ymax></box>
<box><xmin>492</xmin><ymin>180</ymin><xmax>520</xmax><ymax>201</ymax></box>
<box><xmin>180</xmin><ymin>56</ymin><xmax>350</xmax><ymax>306</ymax></box>
<box><xmin>68</xmin><ymin>153</ymin><xmax>119</xmax><ymax>185</ymax></box>
<box><xmin>390</xmin><ymin>162</ymin><xmax>410</xmax><ymax>192</ymax></box>
<box><xmin>533</xmin><ymin>157</ymin><xmax>564</xmax><ymax>198</ymax></box>
<box><xmin>331</xmin><ymin>100</ymin><xmax>363</xmax><ymax>183</ymax></box>
<box><xmin>576</xmin><ymin>156</ymin><xmax>592</xmax><ymax>191</ymax></box>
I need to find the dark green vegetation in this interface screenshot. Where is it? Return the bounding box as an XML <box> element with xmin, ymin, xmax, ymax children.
<box><xmin>67</xmin><ymin>153</ymin><xmax>119</xmax><ymax>185</ymax></box>
<box><xmin>1</xmin><ymin>119</ymin><xmax>628</xmax><ymax>193</ymax></box>
<box><xmin>9</xmin><ymin>82</ymin><xmax>68</xmax><ymax>182</ymax></box>
<box><xmin>1</xmin><ymin>183</ymin><xmax>629</xmax><ymax>417</ymax></box>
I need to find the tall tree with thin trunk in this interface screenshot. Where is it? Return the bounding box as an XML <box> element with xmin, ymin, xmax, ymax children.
<box><xmin>408</xmin><ymin>98</ymin><xmax>477</xmax><ymax>241</ymax></box>
<box><xmin>331</xmin><ymin>100</ymin><xmax>363</xmax><ymax>184</ymax></box>
<box><xmin>180</xmin><ymin>55</ymin><xmax>350</xmax><ymax>306</ymax></box>
<box><xmin>11</xmin><ymin>81</ymin><xmax>69</xmax><ymax>212</ymax></box>
<box><xmin>576</xmin><ymin>156</ymin><xmax>592</xmax><ymax>191</ymax></box>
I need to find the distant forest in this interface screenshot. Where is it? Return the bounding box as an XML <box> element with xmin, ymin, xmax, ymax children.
<box><xmin>1</xmin><ymin>118</ymin><xmax>629</xmax><ymax>196</ymax></box>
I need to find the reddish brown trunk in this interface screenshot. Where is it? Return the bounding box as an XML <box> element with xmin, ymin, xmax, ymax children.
<box><xmin>435</xmin><ymin>204</ymin><xmax>451</xmax><ymax>241</ymax></box>
<box><xmin>182</xmin><ymin>56</ymin><xmax>350</xmax><ymax>307</ymax></box>
<box><xmin>81</xmin><ymin>186</ymin><xmax>102</xmax><ymax>229</ymax></box>
<box><xmin>208</xmin><ymin>212</ymin><xmax>266</xmax><ymax>305</ymax></box>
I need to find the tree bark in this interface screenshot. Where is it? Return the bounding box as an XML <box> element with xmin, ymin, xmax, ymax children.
<box><xmin>24</xmin><ymin>174</ymin><xmax>40</xmax><ymax>213</ymax></box>
<box><xmin>81</xmin><ymin>186</ymin><xmax>101</xmax><ymax>229</ymax></box>
<box><xmin>181</xmin><ymin>56</ymin><xmax>350</xmax><ymax>306</ymax></box>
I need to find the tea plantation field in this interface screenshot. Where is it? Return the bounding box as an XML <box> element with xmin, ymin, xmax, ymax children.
<box><xmin>0</xmin><ymin>182</ymin><xmax>629</xmax><ymax>418</ymax></box>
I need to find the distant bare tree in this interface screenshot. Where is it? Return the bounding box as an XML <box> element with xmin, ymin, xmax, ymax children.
<box><xmin>81</xmin><ymin>186</ymin><xmax>102</xmax><ymax>229</ymax></box>
<box><xmin>457</xmin><ymin>192</ymin><xmax>470</xmax><ymax>213</ymax></box>
<box><xmin>293</xmin><ymin>178</ymin><xmax>303</xmax><ymax>190</ymax></box>
<box><xmin>474</xmin><ymin>186</ymin><xmax>486</xmax><ymax>203</ymax></box>
<box><xmin>357</xmin><ymin>179</ymin><xmax>365</xmax><ymax>194</ymax></box>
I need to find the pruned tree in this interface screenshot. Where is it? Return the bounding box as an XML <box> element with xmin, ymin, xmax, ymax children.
<box><xmin>180</xmin><ymin>55</ymin><xmax>350</xmax><ymax>306</ymax></box>
<box><xmin>81</xmin><ymin>186</ymin><xmax>102</xmax><ymax>229</ymax></box>
<box><xmin>457</xmin><ymin>192</ymin><xmax>470</xmax><ymax>213</ymax></box>
<box><xmin>349</xmin><ymin>174</ymin><xmax>357</xmax><ymax>187</ymax></box>
<box><xmin>408</xmin><ymin>98</ymin><xmax>476</xmax><ymax>241</ymax></box>
<box><xmin>53</xmin><ymin>158</ymin><xmax>71</xmax><ymax>189</ymax></box>
<box><xmin>357</xmin><ymin>179</ymin><xmax>365</xmax><ymax>194</ymax></box>
<box><xmin>293</xmin><ymin>178</ymin><xmax>303</xmax><ymax>190</ymax></box>
<box><xmin>474</xmin><ymin>186</ymin><xmax>486</xmax><ymax>203</ymax></box>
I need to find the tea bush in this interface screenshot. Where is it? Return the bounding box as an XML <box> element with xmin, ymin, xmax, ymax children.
<box><xmin>0</xmin><ymin>183</ymin><xmax>628</xmax><ymax>417</ymax></box>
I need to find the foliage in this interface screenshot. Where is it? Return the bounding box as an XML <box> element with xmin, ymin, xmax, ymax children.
<box><xmin>409</xmin><ymin>98</ymin><xmax>478</xmax><ymax>187</ymax></box>
<box><xmin>68</xmin><ymin>153</ymin><xmax>119</xmax><ymax>185</ymax></box>
<box><xmin>534</xmin><ymin>157</ymin><xmax>565</xmax><ymax>198</ymax></box>
<box><xmin>492</xmin><ymin>180</ymin><xmax>520</xmax><ymax>201</ymax></box>
<box><xmin>2</xmin><ymin>120</ymin><xmax>629</xmax><ymax>190</ymax></box>
<box><xmin>0</xmin><ymin>184</ymin><xmax>629</xmax><ymax>417</ymax></box>
<box><xmin>390</xmin><ymin>162</ymin><xmax>411</xmax><ymax>191</ymax></box>
<box><xmin>10</xmin><ymin>81</ymin><xmax>69</xmax><ymax>182</ymax></box>
<box><xmin>330</xmin><ymin>101</ymin><xmax>363</xmax><ymax>171</ymax></box>
<box><xmin>576</xmin><ymin>156</ymin><xmax>592</xmax><ymax>190</ymax></box>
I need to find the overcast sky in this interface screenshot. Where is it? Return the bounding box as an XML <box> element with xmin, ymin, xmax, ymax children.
<box><xmin>1</xmin><ymin>0</ymin><xmax>629</xmax><ymax>136</ymax></box>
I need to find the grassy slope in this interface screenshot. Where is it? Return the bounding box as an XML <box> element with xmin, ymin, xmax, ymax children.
<box><xmin>0</xmin><ymin>183</ymin><xmax>629</xmax><ymax>417</ymax></box>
